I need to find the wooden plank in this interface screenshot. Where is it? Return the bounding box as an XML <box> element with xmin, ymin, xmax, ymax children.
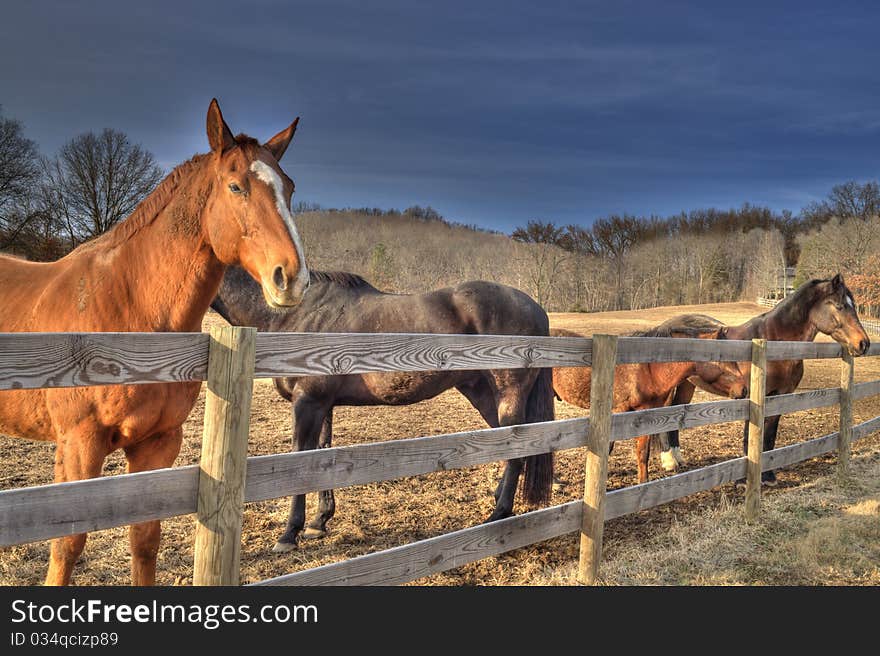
<box><xmin>252</xmin><ymin>501</ymin><xmax>582</xmax><ymax>586</ymax></box>
<box><xmin>0</xmin><ymin>466</ymin><xmax>198</xmax><ymax>547</ymax></box>
<box><xmin>254</xmin><ymin>332</ymin><xmax>593</xmax><ymax>377</ymax></box>
<box><xmin>605</xmin><ymin>458</ymin><xmax>747</xmax><ymax>520</ymax></box>
<box><xmin>853</xmin><ymin>379</ymin><xmax>880</xmax><ymax>401</ymax></box>
<box><xmin>611</xmin><ymin>399</ymin><xmax>748</xmax><ymax>441</ymax></box>
<box><xmin>838</xmin><ymin>352</ymin><xmax>854</xmax><ymax>480</ymax></box>
<box><xmin>745</xmin><ymin>339</ymin><xmax>767</xmax><ymax>521</ymax></box>
<box><xmin>193</xmin><ymin>326</ymin><xmax>256</xmax><ymax>586</ymax></box>
<box><xmin>615</xmin><ymin>337</ymin><xmax>751</xmax><ymax>363</ymax></box>
<box><xmin>853</xmin><ymin>415</ymin><xmax>880</xmax><ymax>441</ymax></box>
<box><xmin>764</xmin><ymin>387</ymin><xmax>840</xmax><ymax>417</ymax></box>
<box><xmin>761</xmin><ymin>432</ymin><xmax>838</xmax><ymax>472</ymax></box>
<box><xmin>0</xmin><ymin>332</ymin><xmax>208</xmax><ymax>390</ymax></box>
<box><xmin>765</xmin><ymin>341</ymin><xmax>843</xmax><ymax>361</ymax></box>
<box><xmin>245</xmin><ymin>418</ymin><xmax>588</xmax><ymax>502</ymax></box>
<box><xmin>577</xmin><ymin>334</ymin><xmax>616</xmax><ymax>585</ymax></box>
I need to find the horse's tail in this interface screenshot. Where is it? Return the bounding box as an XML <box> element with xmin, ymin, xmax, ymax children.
<box><xmin>522</xmin><ymin>367</ymin><xmax>555</xmax><ymax>506</ymax></box>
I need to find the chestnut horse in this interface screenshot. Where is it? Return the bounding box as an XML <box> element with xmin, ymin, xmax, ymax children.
<box><xmin>211</xmin><ymin>265</ymin><xmax>554</xmax><ymax>551</ymax></box>
<box><xmin>551</xmin><ymin>317</ymin><xmax>750</xmax><ymax>483</ymax></box>
<box><xmin>0</xmin><ymin>100</ymin><xmax>309</xmax><ymax>585</ymax></box>
<box><xmin>655</xmin><ymin>274</ymin><xmax>870</xmax><ymax>485</ymax></box>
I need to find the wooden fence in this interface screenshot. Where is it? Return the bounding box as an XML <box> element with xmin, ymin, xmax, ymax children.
<box><xmin>0</xmin><ymin>329</ymin><xmax>878</xmax><ymax>586</ymax></box>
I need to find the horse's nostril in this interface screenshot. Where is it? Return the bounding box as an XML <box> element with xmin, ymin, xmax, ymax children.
<box><xmin>860</xmin><ymin>339</ymin><xmax>869</xmax><ymax>353</ymax></box>
<box><xmin>273</xmin><ymin>265</ymin><xmax>287</xmax><ymax>291</ymax></box>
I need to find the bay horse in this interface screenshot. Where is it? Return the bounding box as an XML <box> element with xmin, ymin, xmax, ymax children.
<box><xmin>211</xmin><ymin>265</ymin><xmax>554</xmax><ymax>552</ymax></box>
<box><xmin>551</xmin><ymin>317</ymin><xmax>751</xmax><ymax>484</ymax></box>
<box><xmin>656</xmin><ymin>275</ymin><xmax>870</xmax><ymax>484</ymax></box>
<box><xmin>0</xmin><ymin>99</ymin><xmax>309</xmax><ymax>585</ymax></box>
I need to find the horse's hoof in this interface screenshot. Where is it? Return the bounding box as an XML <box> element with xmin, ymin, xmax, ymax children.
<box><xmin>552</xmin><ymin>476</ymin><xmax>566</xmax><ymax>493</ymax></box>
<box><xmin>735</xmin><ymin>479</ymin><xmax>747</xmax><ymax>490</ymax></box>
<box><xmin>660</xmin><ymin>451</ymin><xmax>679</xmax><ymax>472</ymax></box>
<box><xmin>302</xmin><ymin>527</ymin><xmax>327</xmax><ymax>540</ymax></box>
<box><xmin>272</xmin><ymin>540</ymin><xmax>297</xmax><ymax>553</ymax></box>
<box><xmin>672</xmin><ymin>447</ymin><xmax>687</xmax><ymax>466</ymax></box>
<box><xmin>484</xmin><ymin>510</ymin><xmax>513</xmax><ymax>523</ymax></box>
<box><xmin>762</xmin><ymin>472</ymin><xmax>778</xmax><ymax>487</ymax></box>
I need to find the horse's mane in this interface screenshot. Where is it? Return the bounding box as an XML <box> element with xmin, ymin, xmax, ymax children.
<box><xmin>766</xmin><ymin>277</ymin><xmax>837</xmax><ymax>324</ymax></box>
<box><xmin>309</xmin><ymin>270</ymin><xmax>375</xmax><ymax>289</ymax></box>
<box><xmin>636</xmin><ymin>314</ymin><xmax>725</xmax><ymax>338</ymax></box>
<box><xmin>79</xmin><ymin>135</ymin><xmax>262</xmax><ymax>252</ymax></box>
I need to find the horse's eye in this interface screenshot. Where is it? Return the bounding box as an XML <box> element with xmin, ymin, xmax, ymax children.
<box><xmin>228</xmin><ymin>182</ymin><xmax>244</xmax><ymax>194</ymax></box>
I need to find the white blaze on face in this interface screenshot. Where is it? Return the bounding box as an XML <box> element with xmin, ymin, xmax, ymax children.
<box><xmin>249</xmin><ymin>159</ymin><xmax>310</xmax><ymax>290</ymax></box>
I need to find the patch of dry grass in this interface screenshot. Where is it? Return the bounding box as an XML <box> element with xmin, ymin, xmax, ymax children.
<box><xmin>526</xmin><ymin>451</ymin><xmax>880</xmax><ymax>586</ymax></box>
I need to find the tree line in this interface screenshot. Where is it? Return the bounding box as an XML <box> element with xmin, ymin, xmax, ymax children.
<box><xmin>2</xmin><ymin>104</ymin><xmax>877</xmax><ymax>317</ymax></box>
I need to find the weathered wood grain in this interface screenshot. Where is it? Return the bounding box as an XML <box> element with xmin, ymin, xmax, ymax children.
<box><xmin>193</xmin><ymin>326</ymin><xmax>256</xmax><ymax>586</ymax></box>
<box><xmin>765</xmin><ymin>341</ymin><xmax>843</xmax><ymax>360</ymax></box>
<box><xmin>764</xmin><ymin>387</ymin><xmax>840</xmax><ymax>417</ymax></box>
<box><xmin>746</xmin><ymin>339</ymin><xmax>767</xmax><ymax>520</ymax></box>
<box><xmin>605</xmin><ymin>458</ymin><xmax>747</xmax><ymax>520</ymax></box>
<box><xmin>853</xmin><ymin>379</ymin><xmax>880</xmax><ymax>401</ymax></box>
<box><xmin>853</xmin><ymin>415</ymin><xmax>880</xmax><ymax>441</ymax></box>
<box><xmin>612</xmin><ymin>399</ymin><xmax>748</xmax><ymax>441</ymax></box>
<box><xmin>578</xmin><ymin>334</ymin><xmax>616</xmax><ymax>585</ymax></box>
<box><xmin>615</xmin><ymin>336</ymin><xmax>751</xmax><ymax>363</ymax></box>
<box><xmin>244</xmin><ymin>418</ymin><xmax>588</xmax><ymax>502</ymax></box>
<box><xmin>0</xmin><ymin>332</ymin><xmax>208</xmax><ymax>390</ymax></box>
<box><xmin>252</xmin><ymin>501</ymin><xmax>583</xmax><ymax>586</ymax></box>
<box><xmin>0</xmin><ymin>466</ymin><xmax>199</xmax><ymax>546</ymax></box>
<box><xmin>254</xmin><ymin>332</ymin><xmax>593</xmax><ymax>377</ymax></box>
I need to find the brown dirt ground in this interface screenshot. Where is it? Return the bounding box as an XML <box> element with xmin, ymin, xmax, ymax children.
<box><xmin>1</xmin><ymin>301</ymin><xmax>878</xmax><ymax>586</ymax></box>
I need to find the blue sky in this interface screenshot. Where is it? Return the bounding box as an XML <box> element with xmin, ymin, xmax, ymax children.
<box><xmin>2</xmin><ymin>0</ymin><xmax>879</xmax><ymax>232</ymax></box>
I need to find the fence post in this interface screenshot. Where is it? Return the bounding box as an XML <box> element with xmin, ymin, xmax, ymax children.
<box><xmin>745</xmin><ymin>338</ymin><xmax>767</xmax><ymax>522</ymax></box>
<box><xmin>577</xmin><ymin>333</ymin><xmax>617</xmax><ymax>585</ymax></box>
<box><xmin>838</xmin><ymin>350</ymin><xmax>854</xmax><ymax>481</ymax></box>
<box><xmin>193</xmin><ymin>325</ymin><xmax>256</xmax><ymax>586</ymax></box>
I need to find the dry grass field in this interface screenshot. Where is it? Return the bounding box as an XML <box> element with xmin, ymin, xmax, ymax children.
<box><xmin>1</xmin><ymin>301</ymin><xmax>878</xmax><ymax>586</ymax></box>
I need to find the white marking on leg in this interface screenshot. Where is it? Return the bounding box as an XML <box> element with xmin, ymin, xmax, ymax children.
<box><xmin>249</xmin><ymin>160</ymin><xmax>310</xmax><ymax>290</ymax></box>
<box><xmin>660</xmin><ymin>450</ymin><xmax>678</xmax><ymax>472</ymax></box>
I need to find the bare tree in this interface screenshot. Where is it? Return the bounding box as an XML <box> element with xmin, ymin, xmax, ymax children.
<box><xmin>511</xmin><ymin>220</ymin><xmax>568</xmax><ymax>307</ymax></box>
<box><xmin>0</xmin><ymin>108</ymin><xmax>40</xmax><ymax>248</ymax></box>
<box><xmin>802</xmin><ymin>180</ymin><xmax>880</xmax><ymax>226</ymax></box>
<box><xmin>43</xmin><ymin>129</ymin><xmax>163</xmax><ymax>244</ymax></box>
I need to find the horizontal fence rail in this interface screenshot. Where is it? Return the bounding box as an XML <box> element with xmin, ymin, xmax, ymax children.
<box><xmin>0</xmin><ymin>332</ymin><xmax>209</xmax><ymax>390</ymax></box>
<box><xmin>2</xmin><ymin>332</ymin><xmax>876</xmax><ymax>392</ymax></box>
<box><xmin>3</xmin><ymin>382</ymin><xmax>879</xmax><ymax>547</ymax></box>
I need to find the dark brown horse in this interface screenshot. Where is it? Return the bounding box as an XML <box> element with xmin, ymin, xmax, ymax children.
<box><xmin>211</xmin><ymin>266</ymin><xmax>555</xmax><ymax>551</ymax></box>
<box><xmin>551</xmin><ymin>317</ymin><xmax>750</xmax><ymax>483</ymax></box>
<box><xmin>0</xmin><ymin>100</ymin><xmax>308</xmax><ymax>585</ymax></box>
<box><xmin>656</xmin><ymin>274</ymin><xmax>870</xmax><ymax>484</ymax></box>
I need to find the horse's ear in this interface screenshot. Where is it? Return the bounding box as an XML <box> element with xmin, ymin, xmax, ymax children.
<box><xmin>207</xmin><ymin>98</ymin><xmax>235</xmax><ymax>154</ymax></box>
<box><xmin>263</xmin><ymin>117</ymin><xmax>299</xmax><ymax>162</ymax></box>
<box><xmin>831</xmin><ymin>273</ymin><xmax>844</xmax><ymax>289</ymax></box>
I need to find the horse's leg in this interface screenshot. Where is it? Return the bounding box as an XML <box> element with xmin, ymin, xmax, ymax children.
<box><xmin>658</xmin><ymin>381</ymin><xmax>696</xmax><ymax>472</ymax></box>
<box><xmin>738</xmin><ymin>399</ymin><xmax>781</xmax><ymax>487</ymax></box>
<box><xmin>274</xmin><ymin>393</ymin><xmax>327</xmax><ymax>552</ymax></box>
<box><xmin>123</xmin><ymin>427</ymin><xmax>183</xmax><ymax>585</ymax></box>
<box><xmin>304</xmin><ymin>410</ymin><xmax>336</xmax><ymax>539</ymax></box>
<box><xmin>45</xmin><ymin>430</ymin><xmax>108</xmax><ymax>586</ymax></box>
<box><xmin>760</xmin><ymin>414</ymin><xmax>782</xmax><ymax>486</ymax></box>
<box><xmin>456</xmin><ymin>382</ymin><xmax>504</xmax><ymax>498</ymax></box>
<box><xmin>635</xmin><ymin>435</ymin><xmax>651</xmax><ymax>484</ymax></box>
<box><xmin>486</xmin><ymin>375</ymin><xmax>531</xmax><ymax>522</ymax></box>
